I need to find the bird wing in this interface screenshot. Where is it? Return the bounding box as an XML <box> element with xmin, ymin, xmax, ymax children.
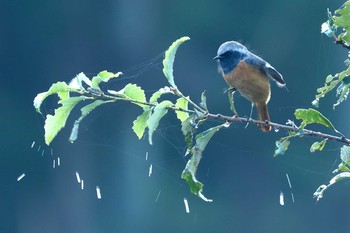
<box><xmin>265</xmin><ymin>64</ymin><xmax>286</xmax><ymax>88</ymax></box>
<box><xmin>244</xmin><ymin>53</ymin><xmax>286</xmax><ymax>88</ymax></box>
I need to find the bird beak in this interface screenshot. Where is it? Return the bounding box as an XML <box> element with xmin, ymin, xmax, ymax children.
<box><xmin>213</xmin><ymin>55</ymin><xmax>221</xmax><ymax>60</ymax></box>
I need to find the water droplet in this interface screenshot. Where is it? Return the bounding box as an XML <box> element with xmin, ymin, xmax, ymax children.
<box><xmin>223</xmin><ymin>122</ymin><xmax>231</xmax><ymax>128</ymax></box>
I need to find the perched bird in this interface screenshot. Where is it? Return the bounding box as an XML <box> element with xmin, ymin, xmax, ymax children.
<box><xmin>214</xmin><ymin>41</ymin><xmax>286</xmax><ymax>132</ymax></box>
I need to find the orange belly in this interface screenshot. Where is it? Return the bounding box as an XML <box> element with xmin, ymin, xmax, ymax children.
<box><xmin>223</xmin><ymin>61</ymin><xmax>271</xmax><ymax>105</ymax></box>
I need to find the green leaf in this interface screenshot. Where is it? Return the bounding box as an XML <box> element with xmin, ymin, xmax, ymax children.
<box><xmin>274</xmin><ymin>138</ymin><xmax>290</xmax><ymax>157</ymax></box>
<box><xmin>69</xmin><ymin>99</ymin><xmax>114</xmax><ymax>143</ymax></box>
<box><xmin>325</xmin><ymin>74</ymin><xmax>335</xmax><ymax>83</ymax></box>
<box><xmin>132</xmin><ymin>110</ymin><xmax>151</xmax><ymax>139</ymax></box>
<box><xmin>200</xmin><ymin>91</ymin><xmax>208</xmax><ymax>111</ymax></box>
<box><xmin>33</xmin><ymin>82</ymin><xmax>70</xmax><ymax>114</ymax></box>
<box><xmin>315</xmin><ymin>66</ymin><xmax>350</xmax><ymax>106</ymax></box>
<box><xmin>148</xmin><ymin>100</ymin><xmax>173</xmax><ymax>145</ymax></box>
<box><xmin>310</xmin><ymin>139</ymin><xmax>327</xmax><ymax>153</ymax></box>
<box><xmin>181</xmin><ymin>115</ymin><xmax>195</xmax><ymax>152</ymax></box>
<box><xmin>162</xmin><ymin>36</ymin><xmax>190</xmax><ymax>88</ymax></box>
<box><xmin>124</xmin><ymin>84</ymin><xmax>146</xmax><ymax>108</ymax></box>
<box><xmin>294</xmin><ymin>108</ymin><xmax>336</xmax><ymax>130</ymax></box>
<box><xmin>340</xmin><ymin>145</ymin><xmax>350</xmax><ymax>165</ymax></box>
<box><xmin>149</xmin><ymin>87</ymin><xmax>173</xmax><ymax>103</ymax></box>
<box><xmin>44</xmin><ymin>96</ymin><xmax>86</xmax><ymax>145</ymax></box>
<box><xmin>91</xmin><ymin>71</ymin><xmax>122</xmax><ymax>89</ymax></box>
<box><xmin>108</xmin><ymin>83</ymin><xmax>146</xmax><ymax>108</ymax></box>
<box><xmin>181</xmin><ymin>124</ymin><xmax>225</xmax><ymax>202</ymax></box>
<box><xmin>175</xmin><ymin>97</ymin><xmax>189</xmax><ymax>122</ymax></box>
<box><xmin>194</xmin><ymin>125</ymin><xmax>224</xmax><ymax>152</ymax></box>
<box><xmin>334</xmin><ymin>1</ymin><xmax>350</xmax><ymax>44</ymax></box>
<box><xmin>336</xmin><ymin>162</ymin><xmax>350</xmax><ymax>172</ymax></box>
<box><xmin>228</xmin><ymin>88</ymin><xmax>238</xmax><ymax>115</ymax></box>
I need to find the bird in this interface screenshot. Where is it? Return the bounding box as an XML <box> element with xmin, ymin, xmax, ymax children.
<box><xmin>214</xmin><ymin>41</ymin><xmax>286</xmax><ymax>132</ymax></box>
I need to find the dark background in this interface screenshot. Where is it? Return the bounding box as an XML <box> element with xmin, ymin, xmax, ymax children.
<box><xmin>1</xmin><ymin>0</ymin><xmax>350</xmax><ymax>232</ymax></box>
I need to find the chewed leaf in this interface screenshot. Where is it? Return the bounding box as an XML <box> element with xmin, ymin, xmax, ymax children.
<box><xmin>69</xmin><ymin>72</ymin><xmax>92</xmax><ymax>90</ymax></box>
<box><xmin>310</xmin><ymin>139</ymin><xmax>327</xmax><ymax>153</ymax></box>
<box><xmin>162</xmin><ymin>36</ymin><xmax>190</xmax><ymax>88</ymax></box>
<box><xmin>274</xmin><ymin>138</ymin><xmax>290</xmax><ymax>157</ymax></box>
<box><xmin>181</xmin><ymin>124</ymin><xmax>225</xmax><ymax>202</ymax></box>
<box><xmin>175</xmin><ymin>97</ymin><xmax>189</xmax><ymax>122</ymax></box>
<box><xmin>149</xmin><ymin>86</ymin><xmax>173</xmax><ymax>103</ymax></box>
<box><xmin>315</xmin><ymin>66</ymin><xmax>350</xmax><ymax>106</ymax></box>
<box><xmin>314</xmin><ymin>172</ymin><xmax>350</xmax><ymax>201</ymax></box>
<box><xmin>132</xmin><ymin>110</ymin><xmax>151</xmax><ymax>139</ymax></box>
<box><xmin>294</xmin><ymin>108</ymin><xmax>336</xmax><ymax>130</ymax></box>
<box><xmin>44</xmin><ymin>96</ymin><xmax>86</xmax><ymax>145</ymax></box>
<box><xmin>33</xmin><ymin>82</ymin><xmax>70</xmax><ymax>114</ymax></box>
<box><xmin>69</xmin><ymin>99</ymin><xmax>114</xmax><ymax>143</ymax></box>
<box><xmin>91</xmin><ymin>71</ymin><xmax>122</xmax><ymax>89</ymax></box>
<box><xmin>148</xmin><ymin>100</ymin><xmax>173</xmax><ymax>145</ymax></box>
<box><xmin>334</xmin><ymin>77</ymin><xmax>350</xmax><ymax>108</ymax></box>
<box><xmin>329</xmin><ymin>172</ymin><xmax>350</xmax><ymax>185</ymax></box>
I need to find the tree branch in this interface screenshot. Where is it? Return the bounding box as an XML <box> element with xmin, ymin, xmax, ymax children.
<box><xmin>93</xmin><ymin>90</ymin><xmax>350</xmax><ymax>146</ymax></box>
<box><xmin>205</xmin><ymin>113</ymin><xmax>350</xmax><ymax>145</ymax></box>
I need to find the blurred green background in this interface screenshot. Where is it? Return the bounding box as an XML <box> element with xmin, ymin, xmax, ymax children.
<box><xmin>1</xmin><ymin>0</ymin><xmax>350</xmax><ymax>232</ymax></box>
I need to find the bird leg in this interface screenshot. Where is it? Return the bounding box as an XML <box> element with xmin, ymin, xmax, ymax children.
<box><xmin>245</xmin><ymin>103</ymin><xmax>254</xmax><ymax>129</ymax></box>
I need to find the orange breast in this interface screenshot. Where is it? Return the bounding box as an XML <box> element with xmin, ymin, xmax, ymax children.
<box><xmin>223</xmin><ymin>61</ymin><xmax>271</xmax><ymax>104</ymax></box>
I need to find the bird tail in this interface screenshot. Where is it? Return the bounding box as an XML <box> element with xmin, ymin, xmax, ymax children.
<box><xmin>256</xmin><ymin>103</ymin><xmax>272</xmax><ymax>132</ymax></box>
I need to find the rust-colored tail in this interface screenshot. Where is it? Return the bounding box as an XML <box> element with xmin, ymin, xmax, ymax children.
<box><xmin>256</xmin><ymin>103</ymin><xmax>272</xmax><ymax>132</ymax></box>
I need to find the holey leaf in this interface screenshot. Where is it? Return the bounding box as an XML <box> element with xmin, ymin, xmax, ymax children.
<box><xmin>148</xmin><ymin>100</ymin><xmax>173</xmax><ymax>145</ymax></box>
<box><xmin>181</xmin><ymin>115</ymin><xmax>196</xmax><ymax>152</ymax></box>
<box><xmin>294</xmin><ymin>108</ymin><xmax>336</xmax><ymax>130</ymax></box>
<box><xmin>33</xmin><ymin>82</ymin><xmax>70</xmax><ymax>114</ymax></box>
<box><xmin>334</xmin><ymin>1</ymin><xmax>350</xmax><ymax>44</ymax></box>
<box><xmin>69</xmin><ymin>99</ymin><xmax>114</xmax><ymax>143</ymax></box>
<box><xmin>44</xmin><ymin>96</ymin><xmax>86</xmax><ymax>145</ymax></box>
<box><xmin>162</xmin><ymin>36</ymin><xmax>190</xmax><ymax>88</ymax></box>
<box><xmin>149</xmin><ymin>86</ymin><xmax>174</xmax><ymax>104</ymax></box>
<box><xmin>181</xmin><ymin>124</ymin><xmax>225</xmax><ymax>202</ymax></box>
<box><xmin>334</xmin><ymin>77</ymin><xmax>350</xmax><ymax>108</ymax></box>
